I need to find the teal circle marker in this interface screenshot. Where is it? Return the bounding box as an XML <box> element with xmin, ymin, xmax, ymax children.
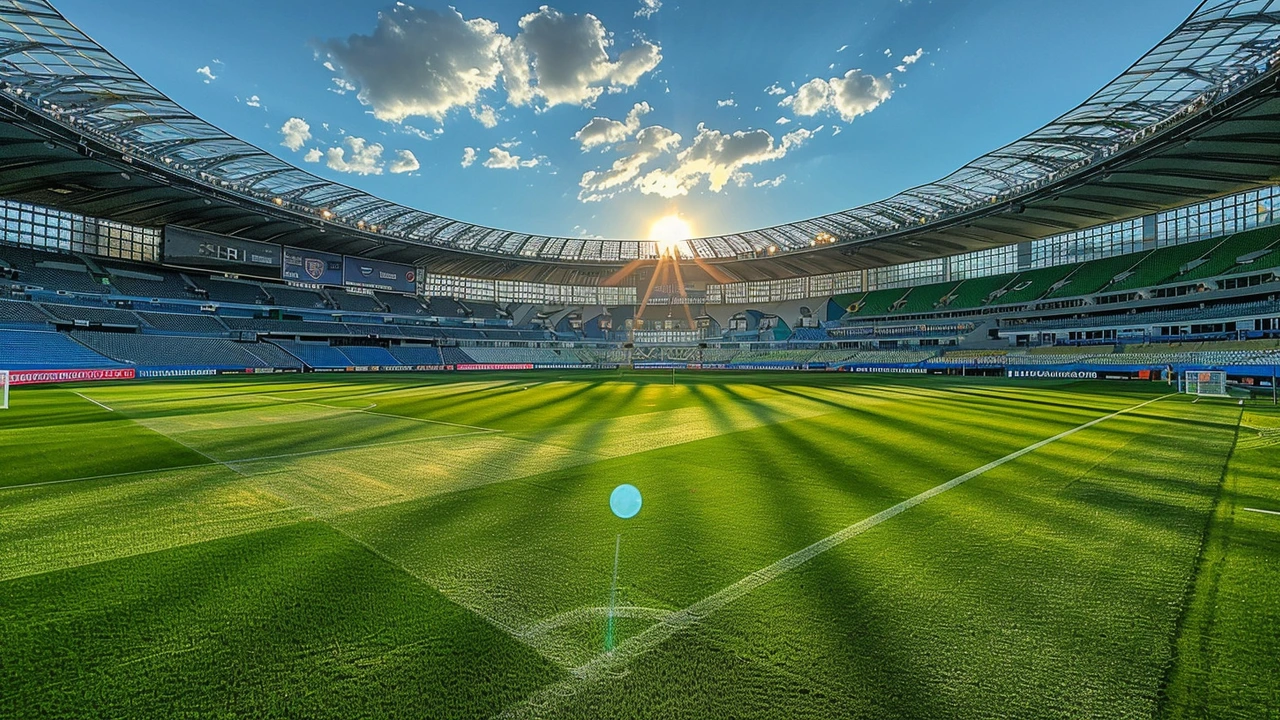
<box><xmin>610</xmin><ymin>484</ymin><xmax>642</xmax><ymax>519</ymax></box>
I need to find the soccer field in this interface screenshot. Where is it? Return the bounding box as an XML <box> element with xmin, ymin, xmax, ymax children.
<box><xmin>1</xmin><ymin>372</ymin><xmax>1277</xmax><ymax>719</ymax></box>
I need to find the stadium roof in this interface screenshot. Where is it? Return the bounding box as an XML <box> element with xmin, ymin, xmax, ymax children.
<box><xmin>0</xmin><ymin>0</ymin><xmax>1279</xmax><ymax>284</ymax></box>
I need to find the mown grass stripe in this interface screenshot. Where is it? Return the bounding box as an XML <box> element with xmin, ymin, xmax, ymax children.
<box><xmin>497</xmin><ymin>392</ymin><xmax>1177</xmax><ymax>717</ymax></box>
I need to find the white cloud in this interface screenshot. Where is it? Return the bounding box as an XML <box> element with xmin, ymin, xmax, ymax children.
<box><xmin>461</xmin><ymin>147</ymin><xmax>478</xmax><ymax>167</ymax></box>
<box><xmin>775</xmin><ymin>116</ymin><xmax>791</xmax><ymax>125</ymax></box>
<box><xmin>635</xmin><ymin>0</ymin><xmax>662</xmax><ymax>18</ymax></box>
<box><xmin>389</xmin><ymin>149</ymin><xmax>420</xmax><ymax>174</ymax></box>
<box><xmin>321</xmin><ymin>5</ymin><xmax>507</xmax><ymax>123</ymax></box>
<box><xmin>837</xmin><ymin>44</ymin><xmax>849</xmax><ymax>53</ymax></box>
<box><xmin>323</xmin><ymin>5</ymin><xmax>662</xmax><ymax>126</ymax></box>
<box><xmin>754</xmin><ymin>174</ymin><xmax>787</xmax><ymax>188</ymax></box>
<box><xmin>782</xmin><ymin>69</ymin><xmax>895</xmax><ymax>122</ymax></box>
<box><xmin>196</xmin><ymin>65</ymin><xmax>217</xmax><ymax>83</ymax></box>
<box><xmin>280</xmin><ymin>117</ymin><xmax>312</xmax><ymax>151</ymax></box>
<box><xmin>578</xmin><ymin>124</ymin><xmax>681</xmax><ymax>201</ymax></box>
<box><xmin>765</xmin><ymin>83</ymin><xmax>787</xmax><ymax>96</ymax></box>
<box><xmin>325</xmin><ymin>136</ymin><xmax>385</xmax><ymax>175</ymax></box>
<box><xmin>717</xmin><ymin>98</ymin><xmax>737</xmax><ymax>107</ymax></box>
<box><xmin>572</xmin><ymin>101</ymin><xmax>651</xmax><ymax>150</ymax></box>
<box><xmin>884</xmin><ymin>48</ymin><xmax>892</xmax><ymax>56</ymax></box>
<box><xmin>245</xmin><ymin>95</ymin><xmax>261</xmax><ymax>108</ymax></box>
<box><xmin>504</xmin><ymin>7</ymin><xmax>662</xmax><ymax>109</ymax></box>
<box><xmin>330</xmin><ymin>77</ymin><xmax>357</xmax><ymax>95</ymax></box>
<box><xmin>470</xmin><ymin>104</ymin><xmax>499</xmax><ymax>128</ymax></box>
<box><xmin>638</xmin><ymin>124</ymin><xmax>812</xmax><ymax>198</ymax></box>
<box><xmin>483</xmin><ymin>146</ymin><xmax>543</xmax><ymax>170</ymax></box>
<box><xmin>902</xmin><ymin>47</ymin><xmax>925</xmax><ymax>65</ymax></box>
<box><xmin>303</xmin><ymin>148</ymin><xmax>323</xmax><ymax>163</ymax></box>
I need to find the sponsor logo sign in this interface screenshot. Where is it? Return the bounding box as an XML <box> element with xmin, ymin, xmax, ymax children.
<box><xmin>11</xmin><ymin>368</ymin><xmax>136</xmax><ymax>385</ymax></box>
<box><xmin>1006</xmin><ymin>369</ymin><xmax>1100</xmax><ymax>380</ymax></box>
<box><xmin>456</xmin><ymin>364</ymin><xmax>535</xmax><ymax>371</ymax></box>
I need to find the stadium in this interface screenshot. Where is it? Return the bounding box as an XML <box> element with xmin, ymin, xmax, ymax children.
<box><xmin>1</xmin><ymin>0</ymin><xmax>1278</xmax><ymax>717</ymax></box>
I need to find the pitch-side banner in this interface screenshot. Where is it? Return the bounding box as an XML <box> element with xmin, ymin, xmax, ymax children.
<box><xmin>283</xmin><ymin>247</ymin><xmax>343</xmax><ymax>286</ymax></box>
<box><xmin>164</xmin><ymin>226</ymin><xmax>282</xmax><ymax>279</ymax></box>
<box><xmin>343</xmin><ymin>256</ymin><xmax>417</xmax><ymax>293</ymax></box>
<box><xmin>10</xmin><ymin>368</ymin><xmax>136</xmax><ymax>385</ymax></box>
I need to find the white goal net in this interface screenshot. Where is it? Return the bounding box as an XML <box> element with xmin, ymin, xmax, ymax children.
<box><xmin>1183</xmin><ymin>370</ymin><xmax>1229</xmax><ymax>397</ymax></box>
<box><xmin>0</xmin><ymin>370</ymin><xmax>8</xmax><ymax>410</ymax></box>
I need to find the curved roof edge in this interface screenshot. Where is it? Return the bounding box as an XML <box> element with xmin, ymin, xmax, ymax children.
<box><xmin>0</xmin><ymin>0</ymin><xmax>1278</xmax><ymax>265</ymax></box>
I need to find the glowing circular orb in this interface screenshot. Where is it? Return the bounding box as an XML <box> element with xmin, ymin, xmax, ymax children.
<box><xmin>610</xmin><ymin>484</ymin><xmax>643</xmax><ymax>519</ymax></box>
<box><xmin>648</xmin><ymin>215</ymin><xmax>693</xmax><ymax>255</ymax></box>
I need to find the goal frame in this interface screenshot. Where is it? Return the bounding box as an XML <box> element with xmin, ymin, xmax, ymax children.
<box><xmin>0</xmin><ymin>370</ymin><xmax>8</xmax><ymax>410</ymax></box>
<box><xmin>1182</xmin><ymin>370</ymin><xmax>1229</xmax><ymax>398</ymax></box>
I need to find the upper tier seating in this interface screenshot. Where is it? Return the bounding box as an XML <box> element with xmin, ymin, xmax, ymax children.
<box><xmin>105</xmin><ymin>266</ymin><xmax>195</xmax><ymax>299</ymax></box>
<box><xmin>0</xmin><ymin>329</ymin><xmax>120</xmax><ymax>369</ymax></box>
<box><xmin>464</xmin><ymin>301</ymin><xmax>504</xmax><ymax>319</ymax></box>
<box><xmin>0</xmin><ymin>299</ymin><xmax>51</xmax><ymax>325</ymax></box>
<box><xmin>896</xmin><ymin>281</ymin><xmax>961</xmax><ymax>314</ymax></box>
<box><xmin>200</xmin><ymin>278</ymin><xmax>268</xmax><ymax>305</ymax></box>
<box><xmin>269</xmin><ymin>340</ymin><xmax>353</xmax><ymax>368</ymax></box>
<box><xmin>942</xmin><ymin>274</ymin><xmax>1017</xmax><ymax>310</ymax></box>
<box><xmin>327</xmin><ymin>290</ymin><xmax>384</xmax><ymax>313</ymax></box>
<box><xmin>376</xmin><ymin>292</ymin><xmax>429</xmax><ymax>316</ymax></box>
<box><xmin>427</xmin><ymin>297</ymin><xmax>468</xmax><ymax>318</ymax></box>
<box><xmin>73</xmin><ymin>332</ymin><xmax>280</xmax><ymax>368</ymax></box>
<box><xmin>1105</xmin><ymin>241</ymin><xmax>1216</xmax><ymax>293</ymax></box>
<box><xmin>264</xmin><ymin>285</ymin><xmax>329</xmax><ymax>310</ymax></box>
<box><xmin>847</xmin><ymin>287</ymin><xmax>909</xmax><ymax>316</ymax></box>
<box><xmin>338</xmin><ymin>346</ymin><xmax>402</xmax><ymax>366</ymax></box>
<box><xmin>1048</xmin><ymin>253</ymin><xmax>1149</xmax><ymax>298</ymax></box>
<box><xmin>440</xmin><ymin>347</ymin><xmax>475</xmax><ymax>365</ymax></box>
<box><xmin>1179</xmin><ymin>225</ymin><xmax>1280</xmax><ymax>282</ymax></box>
<box><xmin>221</xmin><ymin>316</ymin><xmax>349</xmax><ymax>336</ymax></box>
<box><xmin>388</xmin><ymin>345</ymin><xmax>444</xmax><ymax>366</ymax></box>
<box><xmin>990</xmin><ymin>264</ymin><xmax>1078</xmax><ymax>306</ymax></box>
<box><xmin>40</xmin><ymin>303</ymin><xmax>140</xmax><ymax>326</ymax></box>
<box><xmin>138</xmin><ymin>312</ymin><xmax>227</xmax><ymax>334</ymax></box>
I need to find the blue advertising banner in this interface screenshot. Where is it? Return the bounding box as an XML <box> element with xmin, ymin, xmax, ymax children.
<box><xmin>343</xmin><ymin>256</ymin><xmax>417</xmax><ymax>293</ymax></box>
<box><xmin>283</xmin><ymin>247</ymin><xmax>344</xmax><ymax>286</ymax></box>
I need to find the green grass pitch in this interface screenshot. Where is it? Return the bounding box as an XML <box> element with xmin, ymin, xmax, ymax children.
<box><xmin>1</xmin><ymin>371</ymin><xmax>1277</xmax><ymax>719</ymax></box>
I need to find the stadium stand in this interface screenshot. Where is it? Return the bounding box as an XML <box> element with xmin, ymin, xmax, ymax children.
<box><xmin>40</xmin><ymin>303</ymin><xmax>140</xmax><ymax>326</ymax></box>
<box><xmin>0</xmin><ymin>298</ymin><xmax>50</xmax><ymax>325</ymax></box>
<box><xmin>989</xmin><ymin>265</ymin><xmax>1078</xmax><ymax>306</ymax></box>
<box><xmin>105</xmin><ymin>266</ymin><xmax>195</xmax><ymax>299</ymax></box>
<box><xmin>200</xmin><ymin>278</ymin><xmax>268</xmax><ymax>305</ymax></box>
<box><xmin>388</xmin><ymin>344</ymin><xmax>444</xmax><ymax>366</ymax></box>
<box><xmin>1179</xmin><ymin>225</ymin><xmax>1280</xmax><ymax>281</ymax></box>
<box><xmin>327</xmin><ymin>290</ymin><xmax>384</xmax><ymax>313</ymax></box>
<box><xmin>427</xmin><ymin>297</ymin><xmax>468</xmax><ymax>318</ymax></box>
<box><xmin>220</xmin><ymin>316</ymin><xmax>349</xmax><ymax>336</ymax></box>
<box><xmin>269</xmin><ymin>340</ymin><xmax>354</xmax><ymax>368</ymax></box>
<box><xmin>464</xmin><ymin>301</ymin><xmax>504</xmax><ymax>319</ymax></box>
<box><xmin>137</xmin><ymin>312</ymin><xmax>227</xmax><ymax>334</ymax></box>
<box><xmin>460</xmin><ymin>347</ymin><xmax>570</xmax><ymax>364</ymax></box>
<box><xmin>942</xmin><ymin>274</ymin><xmax>1015</xmax><ymax>309</ymax></box>
<box><xmin>440</xmin><ymin>347</ymin><xmax>476</xmax><ymax>365</ymax></box>
<box><xmin>896</xmin><ymin>282</ymin><xmax>961</xmax><ymax>314</ymax></box>
<box><xmin>338</xmin><ymin>345</ymin><xmax>402</xmax><ymax>366</ymax></box>
<box><xmin>0</xmin><ymin>328</ymin><xmax>120</xmax><ymax>369</ymax></box>
<box><xmin>1047</xmin><ymin>253</ymin><xmax>1149</xmax><ymax>298</ymax></box>
<box><xmin>1105</xmin><ymin>241</ymin><xmax>1220</xmax><ymax>292</ymax></box>
<box><xmin>72</xmin><ymin>332</ymin><xmax>281</xmax><ymax>368</ymax></box>
<box><xmin>376</xmin><ymin>292</ymin><xmax>429</xmax><ymax>316</ymax></box>
<box><xmin>264</xmin><ymin>285</ymin><xmax>329</xmax><ymax>309</ymax></box>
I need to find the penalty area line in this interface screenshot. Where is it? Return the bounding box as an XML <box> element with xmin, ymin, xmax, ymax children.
<box><xmin>1243</xmin><ymin>507</ymin><xmax>1280</xmax><ymax>517</ymax></box>
<box><xmin>495</xmin><ymin>392</ymin><xmax>1176</xmax><ymax>718</ymax></box>
<box><xmin>72</xmin><ymin>391</ymin><xmax>113</xmax><ymax>412</ymax></box>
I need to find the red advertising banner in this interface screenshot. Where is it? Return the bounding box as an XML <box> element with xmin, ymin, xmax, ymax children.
<box><xmin>455</xmin><ymin>364</ymin><xmax>535</xmax><ymax>371</ymax></box>
<box><xmin>10</xmin><ymin>368</ymin><xmax>137</xmax><ymax>386</ymax></box>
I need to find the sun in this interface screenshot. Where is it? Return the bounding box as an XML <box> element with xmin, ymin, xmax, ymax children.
<box><xmin>649</xmin><ymin>214</ymin><xmax>693</xmax><ymax>255</ymax></box>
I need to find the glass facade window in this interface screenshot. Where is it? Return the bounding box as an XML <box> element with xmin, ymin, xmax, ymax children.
<box><xmin>0</xmin><ymin>199</ymin><xmax>158</xmax><ymax>261</ymax></box>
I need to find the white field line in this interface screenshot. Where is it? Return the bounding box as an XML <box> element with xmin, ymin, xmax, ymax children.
<box><xmin>1243</xmin><ymin>507</ymin><xmax>1280</xmax><ymax>517</ymax></box>
<box><xmin>496</xmin><ymin>392</ymin><xmax>1176</xmax><ymax>718</ymax></box>
<box><xmin>72</xmin><ymin>391</ymin><xmax>113</xmax><ymax>412</ymax></box>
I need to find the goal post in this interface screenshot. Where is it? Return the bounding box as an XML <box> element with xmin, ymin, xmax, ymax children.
<box><xmin>0</xmin><ymin>370</ymin><xmax>8</xmax><ymax>410</ymax></box>
<box><xmin>1183</xmin><ymin>370</ymin><xmax>1229</xmax><ymax>398</ymax></box>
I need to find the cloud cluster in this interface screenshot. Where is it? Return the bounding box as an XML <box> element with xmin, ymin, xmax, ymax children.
<box><xmin>573</xmin><ymin>102</ymin><xmax>651</xmax><ymax>150</ymax></box>
<box><xmin>782</xmin><ymin>70</ymin><xmax>894</xmax><ymax>122</ymax></box>
<box><xmin>576</xmin><ymin>104</ymin><xmax>813</xmax><ymax>202</ymax></box>
<box><xmin>280</xmin><ymin>117</ymin><xmax>312</xmax><ymax>151</ymax></box>
<box><xmin>635</xmin><ymin>0</ymin><xmax>662</xmax><ymax>18</ymax></box>
<box><xmin>321</xmin><ymin>5</ymin><xmax>663</xmax><ymax>127</ymax></box>
<box><xmin>483</xmin><ymin>146</ymin><xmax>544</xmax><ymax>169</ymax></box>
<box><xmin>285</xmin><ymin>120</ymin><xmax>418</xmax><ymax>176</ymax></box>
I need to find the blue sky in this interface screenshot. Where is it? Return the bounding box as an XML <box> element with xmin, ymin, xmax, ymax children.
<box><xmin>56</xmin><ymin>0</ymin><xmax>1199</xmax><ymax>241</ymax></box>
